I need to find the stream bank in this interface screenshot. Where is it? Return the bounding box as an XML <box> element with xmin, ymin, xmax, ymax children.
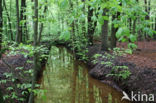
<box><xmin>53</xmin><ymin>40</ymin><xmax>156</xmax><ymax>103</ymax></box>
<box><xmin>0</xmin><ymin>41</ymin><xmax>156</xmax><ymax>103</ymax></box>
<box><xmin>87</xmin><ymin>43</ymin><xmax>156</xmax><ymax>103</ymax></box>
<box><xmin>35</xmin><ymin>46</ymin><xmax>130</xmax><ymax>103</ymax></box>
<box><xmin>0</xmin><ymin>43</ymin><xmax>51</xmax><ymax>103</ymax></box>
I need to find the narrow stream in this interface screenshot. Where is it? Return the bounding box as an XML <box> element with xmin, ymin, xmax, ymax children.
<box><xmin>35</xmin><ymin>46</ymin><xmax>130</xmax><ymax>103</ymax></box>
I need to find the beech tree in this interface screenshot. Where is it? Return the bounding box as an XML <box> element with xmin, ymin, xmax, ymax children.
<box><xmin>28</xmin><ymin>0</ymin><xmax>39</xmax><ymax>102</ymax></box>
<box><xmin>0</xmin><ymin>0</ymin><xmax>2</xmax><ymax>58</ymax></box>
<box><xmin>20</xmin><ymin>0</ymin><xmax>27</xmax><ymax>42</ymax></box>
<box><xmin>101</xmin><ymin>8</ymin><xmax>109</xmax><ymax>51</ymax></box>
<box><xmin>3</xmin><ymin>0</ymin><xmax>13</xmax><ymax>40</ymax></box>
<box><xmin>15</xmin><ymin>0</ymin><xmax>21</xmax><ymax>43</ymax></box>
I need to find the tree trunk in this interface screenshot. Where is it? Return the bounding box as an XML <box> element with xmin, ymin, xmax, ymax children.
<box><xmin>28</xmin><ymin>0</ymin><xmax>38</xmax><ymax>102</ymax></box>
<box><xmin>144</xmin><ymin>0</ymin><xmax>149</xmax><ymax>20</ymax></box>
<box><xmin>88</xmin><ymin>5</ymin><xmax>94</xmax><ymax>45</ymax></box>
<box><xmin>110</xmin><ymin>13</ymin><xmax>119</xmax><ymax>49</ymax></box>
<box><xmin>68</xmin><ymin>0</ymin><xmax>75</xmax><ymax>36</ymax></box>
<box><xmin>38</xmin><ymin>0</ymin><xmax>48</xmax><ymax>44</ymax></box>
<box><xmin>68</xmin><ymin>0</ymin><xmax>75</xmax><ymax>53</ymax></box>
<box><xmin>144</xmin><ymin>0</ymin><xmax>151</xmax><ymax>40</ymax></box>
<box><xmin>3</xmin><ymin>0</ymin><xmax>13</xmax><ymax>40</ymax></box>
<box><xmin>148</xmin><ymin>0</ymin><xmax>151</xmax><ymax>19</ymax></box>
<box><xmin>23</xmin><ymin>0</ymin><xmax>28</xmax><ymax>41</ymax></box>
<box><xmin>133</xmin><ymin>18</ymin><xmax>137</xmax><ymax>36</ymax></box>
<box><xmin>81</xmin><ymin>0</ymin><xmax>86</xmax><ymax>37</ymax></box>
<box><xmin>101</xmin><ymin>9</ymin><xmax>109</xmax><ymax>51</ymax></box>
<box><xmin>129</xmin><ymin>18</ymin><xmax>132</xmax><ymax>33</ymax></box>
<box><xmin>0</xmin><ymin>0</ymin><xmax>3</xmax><ymax>58</ymax></box>
<box><xmin>154</xmin><ymin>17</ymin><xmax>156</xmax><ymax>40</ymax></box>
<box><xmin>75</xmin><ymin>0</ymin><xmax>79</xmax><ymax>36</ymax></box>
<box><xmin>15</xmin><ymin>0</ymin><xmax>21</xmax><ymax>43</ymax></box>
<box><xmin>20</xmin><ymin>0</ymin><xmax>27</xmax><ymax>42</ymax></box>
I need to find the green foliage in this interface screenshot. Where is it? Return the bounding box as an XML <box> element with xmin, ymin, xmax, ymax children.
<box><xmin>0</xmin><ymin>42</ymin><xmax>49</xmax><ymax>102</ymax></box>
<box><xmin>107</xmin><ymin>66</ymin><xmax>131</xmax><ymax>80</ymax></box>
<box><xmin>93</xmin><ymin>48</ymin><xmax>131</xmax><ymax>80</ymax></box>
<box><xmin>128</xmin><ymin>43</ymin><xmax>137</xmax><ymax>50</ymax></box>
<box><xmin>93</xmin><ymin>54</ymin><xmax>102</xmax><ymax>58</ymax></box>
<box><xmin>59</xmin><ymin>30</ymin><xmax>71</xmax><ymax>41</ymax></box>
<box><xmin>116</xmin><ymin>27</ymin><xmax>130</xmax><ymax>42</ymax></box>
<box><xmin>72</xmin><ymin>37</ymin><xmax>88</xmax><ymax>61</ymax></box>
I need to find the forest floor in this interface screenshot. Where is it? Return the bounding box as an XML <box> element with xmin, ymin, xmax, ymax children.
<box><xmin>0</xmin><ymin>54</ymin><xmax>32</xmax><ymax>103</ymax></box>
<box><xmin>117</xmin><ymin>41</ymin><xmax>156</xmax><ymax>68</ymax></box>
<box><xmin>88</xmin><ymin>41</ymin><xmax>156</xmax><ymax>101</ymax></box>
<box><xmin>0</xmin><ymin>44</ymin><xmax>49</xmax><ymax>103</ymax></box>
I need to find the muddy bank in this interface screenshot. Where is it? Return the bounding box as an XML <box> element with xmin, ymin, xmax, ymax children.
<box><xmin>0</xmin><ymin>44</ymin><xmax>50</xmax><ymax>103</ymax></box>
<box><xmin>0</xmin><ymin>89</ymin><xmax>4</xmax><ymax>103</ymax></box>
<box><xmin>51</xmin><ymin>40</ymin><xmax>156</xmax><ymax>102</ymax></box>
<box><xmin>87</xmin><ymin>44</ymin><xmax>156</xmax><ymax>103</ymax></box>
<box><xmin>0</xmin><ymin>54</ymin><xmax>33</xmax><ymax>103</ymax></box>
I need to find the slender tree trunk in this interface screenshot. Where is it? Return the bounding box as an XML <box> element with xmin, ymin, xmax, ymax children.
<box><xmin>154</xmin><ymin>17</ymin><xmax>156</xmax><ymax>40</ymax></box>
<box><xmin>28</xmin><ymin>0</ymin><xmax>38</xmax><ymax>102</ymax></box>
<box><xmin>68</xmin><ymin>0</ymin><xmax>75</xmax><ymax>36</ymax></box>
<box><xmin>15</xmin><ymin>0</ymin><xmax>21</xmax><ymax>43</ymax></box>
<box><xmin>133</xmin><ymin>19</ymin><xmax>137</xmax><ymax>34</ymax></box>
<box><xmin>68</xmin><ymin>0</ymin><xmax>75</xmax><ymax>54</ymax></box>
<box><xmin>38</xmin><ymin>0</ymin><xmax>48</xmax><ymax>44</ymax></box>
<box><xmin>75</xmin><ymin>0</ymin><xmax>79</xmax><ymax>36</ymax></box>
<box><xmin>81</xmin><ymin>0</ymin><xmax>86</xmax><ymax>37</ymax></box>
<box><xmin>88</xmin><ymin>5</ymin><xmax>94</xmax><ymax>45</ymax></box>
<box><xmin>20</xmin><ymin>0</ymin><xmax>27</xmax><ymax>42</ymax></box>
<box><xmin>87</xmin><ymin>3</ymin><xmax>98</xmax><ymax>46</ymax></box>
<box><xmin>101</xmin><ymin>9</ymin><xmax>109</xmax><ymax>51</ymax></box>
<box><xmin>23</xmin><ymin>0</ymin><xmax>28</xmax><ymax>41</ymax></box>
<box><xmin>110</xmin><ymin>13</ymin><xmax>119</xmax><ymax>49</ymax></box>
<box><xmin>144</xmin><ymin>0</ymin><xmax>149</xmax><ymax>20</ymax></box>
<box><xmin>148</xmin><ymin>0</ymin><xmax>151</xmax><ymax>18</ymax></box>
<box><xmin>132</xmin><ymin>1</ymin><xmax>138</xmax><ymax>36</ymax></box>
<box><xmin>144</xmin><ymin>0</ymin><xmax>150</xmax><ymax>40</ymax></box>
<box><xmin>0</xmin><ymin>0</ymin><xmax>3</xmax><ymax>58</ymax></box>
<box><xmin>129</xmin><ymin>18</ymin><xmax>132</xmax><ymax>33</ymax></box>
<box><xmin>3</xmin><ymin>0</ymin><xmax>13</xmax><ymax>40</ymax></box>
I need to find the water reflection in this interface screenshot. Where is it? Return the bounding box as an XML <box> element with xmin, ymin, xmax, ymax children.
<box><xmin>35</xmin><ymin>46</ymin><xmax>131</xmax><ymax>103</ymax></box>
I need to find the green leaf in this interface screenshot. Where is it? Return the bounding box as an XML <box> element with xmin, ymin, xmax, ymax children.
<box><xmin>116</xmin><ymin>28</ymin><xmax>123</xmax><ymax>38</ymax></box>
<box><xmin>125</xmin><ymin>49</ymin><xmax>133</xmax><ymax>54</ymax></box>
<box><xmin>59</xmin><ymin>30</ymin><xmax>71</xmax><ymax>41</ymax></box>
<box><xmin>116</xmin><ymin>27</ymin><xmax>130</xmax><ymax>42</ymax></box>
<box><xmin>103</xmin><ymin>16</ymin><xmax>109</xmax><ymax>20</ymax></box>
<box><xmin>98</xmin><ymin>16</ymin><xmax>104</xmax><ymax>25</ymax></box>
<box><xmin>128</xmin><ymin>43</ymin><xmax>137</xmax><ymax>50</ymax></box>
<box><xmin>129</xmin><ymin>34</ymin><xmax>137</xmax><ymax>42</ymax></box>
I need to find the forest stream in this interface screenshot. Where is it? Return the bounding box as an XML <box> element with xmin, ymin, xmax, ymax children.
<box><xmin>34</xmin><ymin>46</ymin><xmax>130</xmax><ymax>103</ymax></box>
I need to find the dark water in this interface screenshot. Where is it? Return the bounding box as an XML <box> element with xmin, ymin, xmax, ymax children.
<box><xmin>35</xmin><ymin>46</ymin><xmax>130</xmax><ymax>103</ymax></box>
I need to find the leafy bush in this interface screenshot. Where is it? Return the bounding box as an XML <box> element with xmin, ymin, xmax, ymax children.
<box><xmin>93</xmin><ymin>48</ymin><xmax>131</xmax><ymax>80</ymax></box>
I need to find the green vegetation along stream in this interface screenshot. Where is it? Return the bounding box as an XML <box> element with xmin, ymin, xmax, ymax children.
<box><xmin>35</xmin><ymin>46</ymin><xmax>130</xmax><ymax>103</ymax></box>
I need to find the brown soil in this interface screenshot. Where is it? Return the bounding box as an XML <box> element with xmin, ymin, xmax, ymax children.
<box><xmin>0</xmin><ymin>54</ymin><xmax>33</xmax><ymax>103</ymax></box>
<box><xmin>88</xmin><ymin>41</ymin><xmax>156</xmax><ymax>103</ymax></box>
<box><xmin>118</xmin><ymin>41</ymin><xmax>156</xmax><ymax>69</ymax></box>
<box><xmin>0</xmin><ymin>43</ymin><xmax>49</xmax><ymax>103</ymax></box>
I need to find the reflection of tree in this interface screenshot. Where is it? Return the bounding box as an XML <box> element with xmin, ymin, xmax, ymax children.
<box><xmin>35</xmin><ymin>47</ymin><xmax>128</xmax><ymax>103</ymax></box>
<box><xmin>88</xmin><ymin>77</ymin><xmax>95</xmax><ymax>103</ymax></box>
<box><xmin>71</xmin><ymin>60</ymin><xmax>77</xmax><ymax>103</ymax></box>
